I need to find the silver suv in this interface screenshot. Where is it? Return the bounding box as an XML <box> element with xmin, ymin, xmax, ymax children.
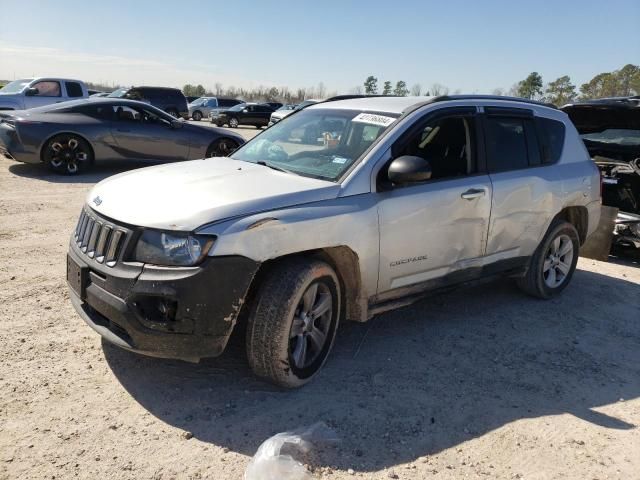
<box><xmin>67</xmin><ymin>95</ymin><xmax>601</xmax><ymax>388</ymax></box>
<box><xmin>188</xmin><ymin>97</ymin><xmax>243</xmax><ymax>121</ymax></box>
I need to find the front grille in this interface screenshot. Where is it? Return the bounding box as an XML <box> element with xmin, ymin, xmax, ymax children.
<box><xmin>74</xmin><ymin>208</ymin><xmax>128</xmax><ymax>267</ymax></box>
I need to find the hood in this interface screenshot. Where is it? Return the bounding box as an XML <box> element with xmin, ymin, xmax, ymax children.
<box><xmin>87</xmin><ymin>158</ymin><xmax>340</xmax><ymax>231</ymax></box>
<box><xmin>561</xmin><ymin>103</ymin><xmax>640</xmax><ymax>134</ymax></box>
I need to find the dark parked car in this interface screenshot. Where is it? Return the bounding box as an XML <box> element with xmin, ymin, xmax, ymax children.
<box><xmin>107</xmin><ymin>87</ymin><xmax>188</xmax><ymax>119</ymax></box>
<box><xmin>0</xmin><ymin>98</ymin><xmax>244</xmax><ymax>175</ymax></box>
<box><xmin>213</xmin><ymin>103</ymin><xmax>275</xmax><ymax>128</ymax></box>
<box><xmin>562</xmin><ymin>96</ymin><xmax>640</xmax><ymax>248</ymax></box>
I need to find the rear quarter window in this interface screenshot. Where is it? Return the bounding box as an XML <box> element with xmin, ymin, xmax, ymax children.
<box><xmin>65</xmin><ymin>82</ymin><xmax>84</xmax><ymax>98</ymax></box>
<box><xmin>536</xmin><ymin>117</ymin><xmax>565</xmax><ymax>164</ymax></box>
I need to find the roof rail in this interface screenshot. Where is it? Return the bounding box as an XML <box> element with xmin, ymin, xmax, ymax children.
<box><xmin>433</xmin><ymin>94</ymin><xmax>557</xmax><ymax>109</ymax></box>
<box><xmin>323</xmin><ymin>94</ymin><xmax>401</xmax><ymax>102</ymax></box>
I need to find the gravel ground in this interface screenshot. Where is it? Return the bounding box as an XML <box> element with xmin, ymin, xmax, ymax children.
<box><xmin>1</xmin><ymin>145</ymin><xmax>639</xmax><ymax>480</ymax></box>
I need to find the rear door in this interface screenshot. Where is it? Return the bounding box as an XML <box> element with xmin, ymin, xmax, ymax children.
<box><xmin>482</xmin><ymin>107</ymin><xmax>553</xmax><ymax>262</ymax></box>
<box><xmin>111</xmin><ymin>104</ymin><xmax>189</xmax><ymax>161</ymax></box>
<box><xmin>376</xmin><ymin>107</ymin><xmax>493</xmax><ymax>295</ymax></box>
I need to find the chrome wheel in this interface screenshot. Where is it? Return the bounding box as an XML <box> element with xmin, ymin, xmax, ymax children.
<box><xmin>289</xmin><ymin>282</ymin><xmax>333</xmax><ymax>370</ymax></box>
<box><xmin>543</xmin><ymin>234</ymin><xmax>574</xmax><ymax>288</ymax></box>
<box><xmin>47</xmin><ymin>137</ymin><xmax>90</xmax><ymax>174</ymax></box>
<box><xmin>229</xmin><ymin>117</ymin><xmax>239</xmax><ymax>128</ymax></box>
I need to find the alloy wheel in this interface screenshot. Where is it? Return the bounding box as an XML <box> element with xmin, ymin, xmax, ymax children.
<box><xmin>48</xmin><ymin>138</ymin><xmax>88</xmax><ymax>174</ymax></box>
<box><xmin>289</xmin><ymin>282</ymin><xmax>333</xmax><ymax>369</ymax></box>
<box><xmin>543</xmin><ymin>234</ymin><xmax>574</xmax><ymax>288</ymax></box>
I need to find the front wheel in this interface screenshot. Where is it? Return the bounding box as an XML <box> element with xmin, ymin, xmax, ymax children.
<box><xmin>206</xmin><ymin>138</ymin><xmax>239</xmax><ymax>157</ymax></box>
<box><xmin>229</xmin><ymin>117</ymin><xmax>239</xmax><ymax>128</ymax></box>
<box><xmin>246</xmin><ymin>259</ymin><xmax>341</xmax><ymax>388</ymax></box>
<box><xmin>192</xmin><ymin>111</ymin><xmax>202</xmax><ymax>121</ymax></box>
<box><xmin>517</xmin><ymin>220</ymin><xmax>580</xmax><ymax>299</ymax></box>
<box><xmin>42</xmin><ymin>134</ymin><xmax>93</xmax><ymax>175</ymax></box>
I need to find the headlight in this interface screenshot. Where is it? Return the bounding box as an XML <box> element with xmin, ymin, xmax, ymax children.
<box><xmin>134</xmin><ymin>230</ymin><xmax>215</xmax><ymax>266</ymax></box>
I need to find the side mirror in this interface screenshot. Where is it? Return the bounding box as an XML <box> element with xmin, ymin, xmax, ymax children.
<box><xmin>242</xmin><ymin>108</ymin><xmax>248</xmax><ymax>113</ymax></box>
<box><xmin>170</xmin><ymin>119</ymin><xmax>183</xmax><ymax>129</ymax></box>
<box><xmin>387</xmin><ymin>155</ymin><xmax>432</xmax><ymax>185</ymax></box>
<box><xmin>25</xmin><ymin>87</ymin><xmax>39</xmax><ymax>96</ymax></box>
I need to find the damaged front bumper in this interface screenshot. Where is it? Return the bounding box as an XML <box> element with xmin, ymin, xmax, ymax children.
<box><xmin>67</xmin><ymin>242</ymin><xmax>259</xmax><ymax>361</ymax></box>
<box><xmin>613</xmin><ymin>211</ymin><xmax>640</xmax><ymax>248</ymax></box>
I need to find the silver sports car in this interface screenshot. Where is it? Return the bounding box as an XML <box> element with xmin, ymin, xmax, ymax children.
<box><xmin>0</xmin><ymin>98</ymin><xmax>245</xmax><ymax>174</ymax></box>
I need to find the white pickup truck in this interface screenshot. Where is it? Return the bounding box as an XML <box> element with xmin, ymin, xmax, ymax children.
<box><xmin>0</xmin><ymin>77</ymin><xmax>89</xmax><ymax>110</ymax></box>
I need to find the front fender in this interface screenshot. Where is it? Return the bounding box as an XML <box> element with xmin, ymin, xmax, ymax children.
<box><xmin>197</xmin><ymin>195</ymin><xmax>380</xmax><ymax>302</ymax></box>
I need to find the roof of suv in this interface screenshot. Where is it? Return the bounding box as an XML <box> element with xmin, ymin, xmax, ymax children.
<box><xmin>308</xmin><ymin>95</ymin><xmax>557</xmax><ymax>115</ymax></box>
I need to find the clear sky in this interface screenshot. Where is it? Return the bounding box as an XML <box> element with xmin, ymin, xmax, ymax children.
<box><xmin>1</xmin><ymin>0</ymin><xmax>638</xmax><ymax>94</ymax></box>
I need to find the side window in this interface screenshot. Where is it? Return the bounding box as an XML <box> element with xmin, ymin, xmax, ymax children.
<box><xmin>246</xmin><ymin>105</ymin><xmax>255</xmax><ymax>112</ymax></box>
<box><xmin>393</xmin><ymin>115</ymin><xmax>476</xmax><ymax>181</ymax></box>
<box><xmin>114</xmin><ymin>106</ymin><xmax>141</xmax><ymax>122</ymax></box>
<box><xmin>124</xmin><ymin>89</ymin><xmax>143</xmax><ymax>101</ymax></box>
<box><xmin>141</xmin><ymin>108</ymin><xmax>171</xmax><ymax>127</ymax></box>
<box><xmin>537</xmin><ymin>117</ymin><xmax>565</xmax><ymax>164</ymax></box>
<box><xmin>74</xmin><ymin>105</ymin><xmax>114</xmax><ymax>120</ymax></box>
<box><xmin>206</xmin><ymin>99</ymin><xmax>218</xmax><ymax>107</ymax></box>
<box><xmin>65</xmin><ymin>82</ymin><xmax>83</xmax><ymax>98</ymax></box>
<box><xmin>32</xmin><ymin>81</ymin><xmax>61</xmax><ymax>97</ymax></box>
<box><xmin>484</xmin><ymin>117</ymin><xmax>528</xmax><ymax>172</ymax></box>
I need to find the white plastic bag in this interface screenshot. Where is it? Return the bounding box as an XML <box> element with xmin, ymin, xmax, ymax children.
<box><xmin>244</xmin><ymin>422</ymin><xmax>339</xmax><ymax>480</ymax></box>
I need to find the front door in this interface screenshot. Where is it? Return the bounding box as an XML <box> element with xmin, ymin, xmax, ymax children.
<box><xmin>376</xmin><ymin>108</ymin><xmax>492</xmax><ymax>296</ymax></box>
<box><xmin>111</xmin><ymin>105</ymin><xmax>190</xmax><ymax>161</ymax></box>
<box><xmin>23</xmin><ymin>80</ymin><xmax>64</xmax><ymax>109</ymax></box>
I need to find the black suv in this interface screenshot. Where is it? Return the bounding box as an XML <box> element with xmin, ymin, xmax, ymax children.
<box><xmin>214</xmin><ymin>103</ymin><xmax>275</xmax><ymax>128</ymax></box>
<box><xmin>108</xmin><ymin>87</ymin><xmax>188</xmax><ymax>119</ymax></box>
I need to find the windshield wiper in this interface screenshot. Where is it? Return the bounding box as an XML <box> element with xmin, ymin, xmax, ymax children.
<box><xmin>256</xmin><ymin>161</ymin><xmax>293</xmax><ymax>174</ymax></box>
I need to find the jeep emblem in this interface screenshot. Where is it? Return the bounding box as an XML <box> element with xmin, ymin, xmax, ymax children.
<box><xmin>93</xmin><ymin>196</ymin><xmax>102</xmax><ymax>206</ymax></box>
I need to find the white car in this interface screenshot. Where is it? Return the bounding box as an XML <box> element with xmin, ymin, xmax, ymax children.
<box><xmin>68</xmin><ymin>95</ymin><xmax>601</xmax><ymax>387</ymax></box>
<box><xmin>0</xmin><ymin>78</ymin><xmax>89</xmax><ymax>110</ymax></box>
<box><xmin>268</xmin><ymin>99</ymin><xmax>319</xmax><ymax>126</ymax></box>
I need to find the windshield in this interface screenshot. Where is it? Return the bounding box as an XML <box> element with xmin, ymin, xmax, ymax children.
<box><xmin>228</xmin><ymin>104</ymin><xmax>247</xmax><ymax>112</ymax></box>
<box><xmin>190</xmin><ymin>97</ymin><xmax>207</xmax><ymax>106</ymax></box>
<box><xmin>582</xmin><ymin>129</ymin><xmax>640</xmax><ymax>146</ymax></box>
<box><xmin>277</xmin><ymin>105</ymin><xmax>296</xmax><ymax>111</ymax></box>
<box><xmin>230</xmin><ymin>108</ymin><xmax>398</xmax><ymax>181</ymax></box>
<box><xmin>0</xmin><ymin>79</ymin><xmax>34</xmax><ymax>94</ymax></box>
<box><xmin>107</xmin><ymin>88</ymin><xmax>128</xmax><ymax>98</ymax></box>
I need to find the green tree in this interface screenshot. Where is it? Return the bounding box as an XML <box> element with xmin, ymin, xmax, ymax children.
<box><xmin>182</xmin><ymin>84</ymin><xmax>195</xmax><ymax>96</ymax></box>
<box><xmin>580</xmin><ymin>72</ymin><xmax>618</xmax><ymax>99</ymax></box>
<box><xmin>364</xmin><ymin>76</ymin><xmax>378</xmax><ymax>94</ymax></box>
<box><xmin>394</xmin><ymin>80</ymin><xmax>409</xmax><ymax>96</ymax></box>
<box><xmin>616</xmin><ymin>64</ymin><xmax>640</xmax><ymax>96</ymax></box>
<box><xmin>382</xmin><ymin>81</ymin><xmax>392</xmax><ymax>95</ymax></box>
<box><xmin>516</xmin><ymin>72</ymin><xmax>544</xmax><ymax>99</ymax></box>
<box><xmin>545</xmin><ymin>75</ymin><xmax>577</xmax><ymax>106</ymax></box>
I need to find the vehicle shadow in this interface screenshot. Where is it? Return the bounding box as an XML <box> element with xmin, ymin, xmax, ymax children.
<box><xmin>8</xmin><ymin>159</ymin><xmax>154</xmax><ymax>184</ymax></box>
<box><xmin>103</xmin><ymin>267</ymin><xmax>640</xmax><ymax>472</ymax></box>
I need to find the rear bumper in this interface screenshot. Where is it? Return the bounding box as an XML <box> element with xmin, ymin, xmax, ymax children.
<box><xmin>67</xmin><ymin>243</ymin><xmax>260</xmax><ymax>361</ymax></box>
<box><xmin>0</xmin><ymin>123</ymin><xmax>40</xmax><ymax>163</ymax></box>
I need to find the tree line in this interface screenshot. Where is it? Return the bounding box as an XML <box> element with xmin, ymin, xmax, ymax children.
<box><xmin>360</xmin><ymin>64</ymin><xmax>639</xmax><ymax>106</ymax></box>
<box><xmin>182</xmin><ymin>82</ymin><xmax>336</xmax><ymax>104</ymax></box>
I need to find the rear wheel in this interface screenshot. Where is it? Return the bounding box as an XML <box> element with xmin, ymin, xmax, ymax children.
<box><xmin>229</xmin><ymin>117</ymin><xmax>239</xmax><ymax>128</ymax></box>
<box><xmin>192</xmin><ymin>111</ymin><xmax>202</xmax><ymax>121</ymax></box>
<box><xmin>246</xmin><ymin>259</ymin><xmax>341</xmax><ymax>388</ymax></box>
<box><xmin>206</xmin><ymin>138</ymin><xmax>239</xmax><ymax>157</ymax></box>
<box><xmin>42</xmin><ymin>134</ymin><xmax>93</xmax><ymax>175</ymax></box>
<box><xmin>166</xmin><ymin>108</ymin><xmax>179</xmax><ymax>118</ymax></box>
<box><xmin>517</xmin><ymin>220</ymin><xmax>579</xmax><ymax>299</ymax></box>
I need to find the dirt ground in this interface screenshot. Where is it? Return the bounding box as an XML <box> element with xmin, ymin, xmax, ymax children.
<box><xmin>1</xmin><ymin>136</ymin><xmax>639</xmax><ymax>479</ymax></box>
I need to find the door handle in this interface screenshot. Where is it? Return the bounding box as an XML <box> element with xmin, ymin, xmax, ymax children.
<box><xmin>461</xmin><ymin>188</ymin><xmax>486</xmax><ymax>200</ymax></box>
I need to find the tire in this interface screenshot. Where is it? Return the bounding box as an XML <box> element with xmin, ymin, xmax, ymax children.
<box><xmin>206</xmin><ymin>138</ymin><xmax>239</xmax><ymax>158</ymax></box>
<box><xmin>166</xmin><ymin>109</ymin><xmax>179</xmax><ymax>118</ymax></box>
<box><xmin>255</xmin><ymin>125</ymin><xmax>262</xmax><ymax>129</ymax></box>
<box><xmin>246</xmin><ymin>259</ymin><xmax>341</xmax><ymax>388</ymax></box>
<box><xmin>517</xmin><ymin>220</ymin><xmax>580</xmax><ymax>299</ymax></box>
<box><xmin>42</xmin><ymin>134</ymin><xmax>94</xmax><ymax>175</ymax></box>
<box><xmin>229</xmin><ymin>117</ymin><xmax>239</xmax><ymax>128</ymax></box>
<box><xmin>192</xmin><ymin>111</ymin><xmax>202</xmax><ymax>121</ymax></box>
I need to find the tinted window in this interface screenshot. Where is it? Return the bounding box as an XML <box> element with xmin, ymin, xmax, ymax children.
<box><xmin>124</xmin><ymin>89</ymin><xmax>144</xmax><ymax>101</ymax></box>
<box><xmin>537</xmin><ymin>117</ymin><xmax>565</xmax><ymax>164</ymax></box>
<box><xmin>66</xmin><ymin>82</ymin><xmax>83</xmax><ymax>98</ymax></box>
<box><xmin>257</xmin><ymin>105</ymin><xmax>273</xmax><ymax>112</ymax></box>
<box><xmin>73</xmin><ymin>104</ymin><xmax>114</xmax><ymax>120</ymax></box>
<box><xmin>219</xmin><ymin>98</ymin><xmax>238</xmax><ymax>107</ymax></box>
<box><xmin>32</xmin><ymin>81</ymin><xmax>61</xmax><ymax>97</ymax></box>
<box><xmin>394</xmin><ymin>114</ymin><xmax>476</xmax><ymax>181</ymax></box>
<box><xmin>485</xmin><ymin>117</ymin><xmax>528</xmax><ymax>172</ymax></box>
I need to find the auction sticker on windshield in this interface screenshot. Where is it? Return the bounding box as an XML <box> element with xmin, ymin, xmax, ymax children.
<box><xmin>352</xmin><ymin>113</ymin><xmax>396</xmax><ymax>127</ymax></box>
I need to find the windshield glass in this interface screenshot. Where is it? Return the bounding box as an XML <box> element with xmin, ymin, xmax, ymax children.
<box><xmin>0</xmin><ymin>79</ymin><xmax>34</xmax><ymax>94</ymax></box>
<box><xmin>190</xmin><ymin>97</ymin><xmax>207</xmax><ymax>106</ymax></box>
<box><xmin>107</xmin><ymin>88</ymin><xmax>128</xmax><ymax>98</ymax></box>
<box><xmin>230</xmin><ymin>108</ymin><xmax>398</xmax><ymax>181</ymax></box>
<box><xmin>582</xmin><ymin>129</ymin><xmax>640</xmax><ymax>146</ymax></box>
<box><xmin>228</xmin><ymin>104</ymin><xmax>247</xmax><ymax>112</ymax></box>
